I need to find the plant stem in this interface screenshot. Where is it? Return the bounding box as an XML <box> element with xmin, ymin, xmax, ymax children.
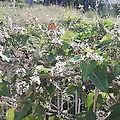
<box><xmin>93</xmin><ymin>87</ymin><xmax>99</xmax><ymax>113</ymax></box>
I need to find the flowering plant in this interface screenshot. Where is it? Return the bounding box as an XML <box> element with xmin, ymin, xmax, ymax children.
<box><xmin>0</xmin><ymin>10</ymin><xmax>120</xmax><ymax>120</ymax></box>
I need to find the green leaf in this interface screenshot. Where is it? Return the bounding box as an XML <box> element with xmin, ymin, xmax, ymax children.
<box><xmin>76</xmin><ymin>86</ymin><xmax>82</xmax><ymax>98</ymax></box>
<box><xmin>14</xmin><ymin>102</ymin><xmax>31</xmax><ymax>120</ymax></box>
<box><xmin>66</xmin><ymin>55</ymin><xmax>81</xmax><ymax>63</ymax></box>
<box><xmin>113</xmin><ymin>64</ymin><xmax>120</xmax><ymax>77</ymax></box>
<box><xmin>109</xmin><ymin>102</ymin><xmax>120</xmax><ymax>112</ymax></box>
<box><xmin>31</xmin><ymin>31</ymin><xmax>41</xmax><ymax>39</ymax></box>
<box><xmin>45</xmin><ymin>82</ymin><xmax>56</xmax><ymax>94</ymax></box>
<box><xmin>35</xmin><ymin>104</ymin><xmax>45</xmax><ymax>116</ymax></box>
<box><xmin>88</xmin><ymin>66</ymin><xmax>108</xmax><ymax>92</ymax></box>
<box><xmin>81</xmin><ymin>92</ymin><xmax>86</xmax><ymax>103</ymax></box>
<box><xmin>21</xmin><ymin>35</ymin><xmax>29</xmax><ymax>46</ymax></box>
<box><xmin>67</xmin><ymin>84</ymin><xmax>76</xmax><ymax>96</ymax></box>
<box><xmin>0</xmin><ymin>83</ymin><xmax>10</xmax><ymax>96</ymax></box>
<box><xmin>100</xmin><ymin>34</ymin><xmax>112</xmax><ymax>43</ymax></box>
<box><xmin>6</xmin><ymin>108</ymin><xmax>15</xmax><ymax>120</ymax></box>
<box><xmin>96</xmin><ymin>94</ymin><xmax>102</xmax><ymax>111</ymax></box>
<box><xmin>106</xmin><ymin>111</ymin><xmax>120</xmax><ymax>120</ymax></box>
<box><xmin>86</xmin><ymin>93</ymin><xmax>94</xmax><ymax>111</ymax></box>
<box><xmin>84</xmin><ymin>112</ymin><xmax>96</xmax><ymax>120</ymax></box>
<box><xmin>80</xmin><ymin>60</ymin><xmax>97</xmax><ymax>80</ymax></box>
<box><xmin>75</xmin><ymin>112</ymin><xmax>95</xmax><ymax>120</ymax></box>
<box><xmin>48</xmin><ymin>53</ymin><xmax>55</xmax><ymax>64</ymax></box>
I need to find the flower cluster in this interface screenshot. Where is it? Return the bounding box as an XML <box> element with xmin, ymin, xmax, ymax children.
<box><xmin>111</xmin><ymin>24</ymin><xmax>120</xmax><ymax>38</ymax></box>
<box><xmin>51</xmin><ymin>38</ymin><xmax>63</xmax><ymax>46</ymax></box>
<box><xmin>86</xmin><ymin>50</ymin><xmax>103</xmax><ymax>62</ymax></box>
<box><xmin>96</xmin><ymin>110</ymin><xmax>107</xmax><ymax>120</ymax></box>
<box><xmin>11</xmin><ymin>27</ymin><xmax>27</xmax><ymax>35</ymax></box>
<box><xmin>50</xmin><ymin>61</ymin><xmax>65</xmax><ymax>76</ymax></box>
<box><xmin>16</xmin><ymin>81</ymin><xmax>29</xmax><ymax>95</ymax></box>
<box><xmin>30</xmin><ymin>76</ymin><xmax>41</xmax><ymax>85</ymax></box>
<box><xmin>36</xmin><ymin>86</ymin><xmax>44</xmax><ymax>93</ymax></box>
<box><xmin>0</xmin><ymin>30</ymin><xmax>10</xmax><ymax>42</ymax></box>
<box><xmin>16</xmin><ymin>68</ymin><xmax>26</xmax><ymax>77</ymax></box>
<box><xmin>70</xmin><ymin>42</ymin><xmax>103</xmax><ymax>62</ymax></box>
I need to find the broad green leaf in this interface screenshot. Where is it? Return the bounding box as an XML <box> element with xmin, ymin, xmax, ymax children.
<box><xmin>75</xmin><ymin>112</ymin><xmax>95</xmax><ymax>120</ymax></box>
<box><xmin>6</xmin><ymin>108</ymin><xmax>15</xmax><ymax>120</ymax></box>
<box><xmin>34</xmin><ymin>115</ymin><xmax>45</xmax><ymax>120</ymax></box>
<box><xmin>76</xmin><ymin>85</ymin><xmax>82</xmax><ymax>98</ymax></box>
<box><xmin>113</xmin><ymin>64</ymin><xmax>120</xmax><ymax>77</ymax></box>
<box><xmin>48</xmin><ymin>53</ymin><xmax>55</xmax><ymax>64</ymax></box>
<box><xmin>35</xmin><ymin>104</ymin><xmax>45</xmax><ymax>116</ymax></box>
<box><xmin>81</xmin><ymin>92</ymin><xmax>86</xmax><ymax>103</ymax></box>
<box><xmin>67</xmin><ymin>84</ymin><xmax>76</xmax><ymax>96</ymax></box>
<box><xmin>22</xmin><ymin>114</ymin><xmax>32</xmax><ymax>120</ymax></box>
<box><xmin>49</xmin><ymin>116</ymin><xmax>65</xmax><ymax>120</ymax></box>
<box><xmin>66</xmin><ymin>55</ymin><xmax>81</xmax><ymax>63</ymax></box>
<box><xmin>31</xmin><ymin>31</ymin><xmax>41</xmax><ymax>39</ymax></box>
<box><xmin>38</xmin><ymin>68</ymin><xmax>49</xmax><ymax>74</ymax></box>
<box><xmin>84</xmin><ymin>112</ymin><xmax>96</xmax><ymax>120</ymax></box>
<box><xmin>100</xmin><ymin>34</ymin><xmax>112</xmax><ymax>43</ymax></box>
<box><xmin>75</xmin><ymin>114</ymin><xmax>86</xmax><ymax>120</ymax></box>
<box><xmin>80</xmin><ymin>60</ymin><xmax>97</xmax><ymax>80</ymax></box>
<box><xmin>14</xmin><ymin>102</ymin><xmax>31</xmax><ymax>120</ymax></box>
<box><xmin>21</xmin><ymin>35</ymin><xmax>29</xmax><ymax>46</ymax></box>
<box><xmin>88</xmin><ymin>66</ymin><xmax>108</xmax><ymax>92</ymax></box>
<box><xmin>104</xmin><ymin>20</ymin><xmax>113</xmax><ymax>27</ymax></box>
<box><xmin>96</xmin><ymin>94</ymin><xmax>102</xmax><ymax>111</ymax></box>
<box><xmin>45</xmin><ymin>82</ymin><xmax>56</xmax><ymax>94</ymax></box>
<box><xmin>105</xmin><ymin>111</ymin><xmax>120</xmax><ymax>120</ymax></box>
<box><xmin>109</xmin><ymin>102</ymin><xmax>120</xmax><ymax>112</ymax></box>
<box><xmin>0</xmin><ymin>84</ymin><xmax>10</xmax><ymax>96</ymax></box>
<box><xmin>86</xmin><ymin>93</ymin><xmax>94</xmax><ymax>111</ymax></box>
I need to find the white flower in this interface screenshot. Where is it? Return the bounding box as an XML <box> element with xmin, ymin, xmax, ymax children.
<box><xmin>86</xmin><ymin>50</ymin><xmax>103</xmax><ymax>62</ymax></box>
<box><xmin>15</xmin><ymin>50</ymin><xmax>23</xmax><ymax>57</ymax></box>
<box><xmin>24</xmin><ymin>63</ymin><xmax>29</xmax><ymax>69</ymax></box>
<box><xmin>13</xmin><ymin>27</ymin><xmax>27</xmax><ymax>35</ymax></box>
<box><xmin>56</xmin><ymin>27</ymin><xmax>65</xmax><ymax>36</ymax></box>
<box><xmin>51</xmin><ymin>66</ymin><xmax>63</xmax><ymax>76</ymax></box>
<box><xmin>55</xmin><ymin>56</ymin><xmax>63</xmax><ymax>61</ymax></box>
<box><xmin>34</xmin><ymin>65</ymin><xmax>44</xmax><ymax>75</ymax></box>
<box><xmin>16</xmin><ymin>68</ymin><xmax>26</xmax><ymax>77</ymax></box>
<box><xmin>30</xmin><ymin>76</ymin><xmax>41</xmax><ymax>85</ymax></box>
<box><xmin>4</xmin><ymin>32</ymin><xmax>10</xmax><ymax>38</ymax></box>
<box><xmin>0</xmin><ymin>79</ymin><xmax>2</xmax><ymax>83</ymax></box>
<box><xmin>16</xmin><ymin>81</ymin><xmax>29</xmax><ymax>95</ymax></box>
<box><xmin>36</xmin><ymin>86</ymin><xmax>44</xmax><ymax>93</ymax></box>
<box><xmin>56</xmin><ymin>61</ymin><xmax>65</xmax><ymax>68</ymax></box>
<box><xmin>96</xmin><ymin>110</ymin><xmax>106</xmax><ymax>120</ymax></box>
<box><xmin>0</xmin><ymin>45</ymin><xmax>3</xmax><ymax>53</ymax></box>
<box><xmin>36</xmin><ymin>65</ymin><xmax>44</xmax><ymax>71</ymax></box>
<box><xmin>51</xmin><ymin>38</ymin><xmax>63</xmax><ymax>45</ymax></box>
<box><xmin>50</xmin><ymin>62</ymin><xmax>65</xmax><ymax>76</ymax></box>
<box><xmin>116</xmin><ymin>75</ymin><xmax>120</xmax><ymax>80</ymax></box>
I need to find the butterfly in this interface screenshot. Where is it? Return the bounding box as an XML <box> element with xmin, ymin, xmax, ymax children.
<box><xmin>48</xmin><ymin>21</ymin><xmax>58</xmax><ymax>30</ymax></box>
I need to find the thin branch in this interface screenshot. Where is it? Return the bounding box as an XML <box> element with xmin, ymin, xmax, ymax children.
<box><xmin>93</xmin><ymin>87</ymin><xmax>99</xmax><ymax>113</ymax></box>
<box><xmin>78</xmin><ymin>98</ymin><xmax>81</xmax><ymax>113</ymax></box>
<box><xmin>75</xmin><ymin>91</ymin><xmax>78</xmax><ymax>114</ymax></box>
<box><xmin>107</xmin><ymin>92</ymin><xmax>117</xmax><ymax>103</ymax></box>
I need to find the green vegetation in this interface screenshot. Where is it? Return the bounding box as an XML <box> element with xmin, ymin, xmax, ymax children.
<box><xmin>0</xmin><ymin>1</ymin><xmax>120</xmax><ymax>120</ymax></box>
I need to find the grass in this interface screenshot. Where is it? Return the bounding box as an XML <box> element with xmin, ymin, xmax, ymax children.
<box><xmin>0</xmin><ymin>2</ymin><xmax>82</xmax><ymax>26</ymax></box>
<box><xmin>0</xmin><ymin>1</ymin><xmax>119</xmax><ymax>28</ymax></box>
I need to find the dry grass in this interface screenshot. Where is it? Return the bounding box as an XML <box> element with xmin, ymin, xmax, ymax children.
<box><xmin>0</xmin><ymin>2</ymin><xmax>82</xmax><ymax>26</ymax></box>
